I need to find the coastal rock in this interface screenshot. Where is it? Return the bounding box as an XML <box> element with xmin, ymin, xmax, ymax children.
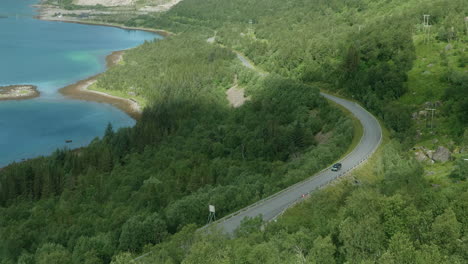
<box><xmin>432</xmin><ymin>146</ymin><xmax>451</xmax><ymax>162</ymax></box>
<box><xmin>0</xmin><ymin>85</ymin><xmax>39</xmax><ymax>101</ymax></box>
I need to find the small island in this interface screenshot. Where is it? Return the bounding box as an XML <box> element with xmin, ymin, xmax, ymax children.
<box><xmin>0</xmin><ymin>85</ymin><xmax>40</xmax><ymax>101</ymax></box>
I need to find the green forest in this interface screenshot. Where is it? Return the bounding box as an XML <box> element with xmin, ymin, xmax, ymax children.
<box><xmin>0</xmin><ymin>34</ymin><xmax>352</xmax><ymax>263</ymax></box>
<box><xmin>1</xmin><ymin>0</ymin><xmax>467</xmax><ymax>263</ymax></box>
<box><xmin>134</xmin><ymin>142</ymin><xmax>467</xmax><ymax>264</ymax></box>
<box><xmin>122</xmin><ymin>0</ymin><xmax>467</xmax><ymax>141</ymax></box>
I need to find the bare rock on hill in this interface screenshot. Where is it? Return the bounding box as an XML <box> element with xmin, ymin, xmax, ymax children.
<box><xmin>415</xmin><ymin>150</ymin><xmax>430</xmax><ymax>162</ymax></box>
<box><xmin>414</xmin><ymin>146</ymin><xmax>431</xmax><ymax>162</ymax></box>
<box><xmin>432</xmin><ymin>146</ymin><xmax>451</xmax><ymax>162</ymax></box>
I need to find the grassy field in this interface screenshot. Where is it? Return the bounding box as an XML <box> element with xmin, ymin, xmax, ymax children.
<box><xmin>396</xmin><ymin>33</ymin><xmax>467</xmax><ymax>183</ymax></box>
<box><xmin>400</xmin><ymin>35</ymin><xmax>466</xmax><ymax>106</ymax></box>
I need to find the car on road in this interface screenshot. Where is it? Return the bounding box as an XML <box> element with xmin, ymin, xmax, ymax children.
<box><xmin>331</xmin><ymin>163</ymin><xmax>342</xmax><ymax>171</ymax></box>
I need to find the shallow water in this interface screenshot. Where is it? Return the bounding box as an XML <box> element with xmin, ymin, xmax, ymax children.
<box><xmin>0</xmin><ymin>0</ymin><xmax>162</xmax><ymax>166</ymax></box>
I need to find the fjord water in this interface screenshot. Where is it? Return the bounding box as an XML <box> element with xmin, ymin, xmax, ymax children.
<box><xmin>0</xmin><ymin>0</ymin><xmax>161</xmax><ymax>167</ymax></box>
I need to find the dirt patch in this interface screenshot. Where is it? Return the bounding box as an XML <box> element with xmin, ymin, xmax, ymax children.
<box><xmin>226</xmin><ymin>85</ymin><xmax>249</xmax><ymax>107</ymax></box>
<box><xmin>226</xmin><ymin>75</ymin><xmax>250</xmax><ymax>107</ymax></box>
<box><xmin>0</xmin><ymin>85</ymin><xmax>39</xmax><ymax>101</ymax></box>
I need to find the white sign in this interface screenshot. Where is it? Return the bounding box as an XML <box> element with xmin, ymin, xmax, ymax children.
<box><xmin>209</xmin><ymin>205</ymin><xmax>215</xmax><ymax>213</ymax></box>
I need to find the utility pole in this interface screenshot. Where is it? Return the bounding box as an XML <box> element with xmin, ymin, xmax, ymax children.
<box><xmin>207</xmin><ymin>205</ymin><xmax>216</xmax><ymax>224</ymax></box>
<box><xmin>423</xmin><ymin>15</ymin><xmax>431</xmax><ymax>43</ymax></box>
<box><xmin>248</xmin><ymin>19</ymin><xmax>254</xmax><ymax>37</ymax></box>
<box><xmin>426</xmin><ymin>108</ymin><xmax>436</xmax><ymax>133</ymax></box>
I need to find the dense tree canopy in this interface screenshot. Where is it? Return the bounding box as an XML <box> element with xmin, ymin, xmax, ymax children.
<box><xmin>1</xmin><ymin>0</ymin><xmax>466</xmax><ymax>262</ymax></box>
<box><xmin>0</xmin><ymin>33</ymin><xmax>351</xmax><ymax>263</ymax></box>
<box><xmin>138</xmin><ymin>143</ymin><xmax>467</xmax><ymax>264</ymax></box>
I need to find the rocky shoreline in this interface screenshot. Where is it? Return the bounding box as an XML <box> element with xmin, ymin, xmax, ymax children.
<box><xmin>59</xmin><ymin>51</ymin><xmax>142</xmax><ymax>120</ymax></box>
<box><xmin>0</xmin><ymin>85</ymin><xmax>39</xmax><ymax>101</ymax></box>
<box><xmin>31</xmin><ymin>1</ymin><xmax>175</xmax><ymax>120</ymax></box>
<box><xmin>6</xmin><ymin>0</ymin><xmax>175</xmax><ymax>120</ymax></box>
<box><xmin>34</xmin><ymin>1</ymin><xmax>173</xmax><ymax>37</ymax></box>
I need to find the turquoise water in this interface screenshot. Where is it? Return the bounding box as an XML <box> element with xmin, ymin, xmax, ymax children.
<box><xmin>0</xmin><ymin>0</ymin><xmax>162</xmax><ymax>166</ymax></box>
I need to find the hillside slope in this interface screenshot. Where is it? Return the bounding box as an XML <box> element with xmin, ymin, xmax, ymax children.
<box><xmin>0</xmin><ymin>34</ymin><xmax>354</xmax><ymax>263</ymax></box>
<box><xmin>2</xmin><ymin>0</ymin><xmax>466</xmax><ymax>263</ymax></box>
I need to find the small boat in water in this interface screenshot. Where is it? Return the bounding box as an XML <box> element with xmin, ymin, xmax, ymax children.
<box><xmin>65</xmin><ymin>140</ymin><xmax>72</xmax><ymax>143</ymax></box>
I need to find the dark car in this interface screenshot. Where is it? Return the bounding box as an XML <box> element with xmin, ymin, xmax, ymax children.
<box><xmin>331</xmin><ymin>163</ymin><xmax>342</xmax><ymax>171</ymax></box>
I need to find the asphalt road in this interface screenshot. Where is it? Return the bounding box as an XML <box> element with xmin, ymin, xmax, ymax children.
<box><xmin>203</xmin><ymin>64</ymin><xmax>382</xmax><ymax>233</ymax></box>
<box><xmin>134</xmin><ymin>52</ymin><xmax>383</xmax><ymax>262</ymax></box>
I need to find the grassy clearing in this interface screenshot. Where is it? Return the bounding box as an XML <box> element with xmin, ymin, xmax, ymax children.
<box><xmin>400</xmin><ymin>34</ymin><xmax>466</xmax><ymax>106</ymax></box>
<box><xmin>423</xmin><ymin>151</ymin><xmax>467</xmax><ymax>186</ymax></box>
<box><xmin>396</xmin><ymin>34</ymin><xmax>465</xmax><ymax>183</ymax></box>
<box><xmin>423</xmin><ymin>161</ymin><xmax>454</xmax><ymax>185</ymax></box>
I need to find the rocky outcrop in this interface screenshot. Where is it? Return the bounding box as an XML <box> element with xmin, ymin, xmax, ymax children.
<box><xmin>414</xmin><ymin>145</ymin><xmax>452</xmax><ymax>163</ymax></box>
<box><xmin>0</xmin><ymin>85</ymin><xmax>39</xmax><ymax>101</ymax></box>
<box><xmin>432</xmin><ymin>146</ymin><xmax>451</xmax><ymax>162</ymax></box>
<box><xmin>415</xmin><ymin>150</ymin><xmax>430</xmax><ymax>162</ymax></box>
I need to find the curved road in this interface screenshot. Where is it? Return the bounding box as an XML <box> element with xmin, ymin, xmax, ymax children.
<box><xmin>135</xmin><ymin>52</ymin><xmax>383</xmax><ymax>262</ymax></box>
<box><xmin>205</xmin><ymin>53</ymin><xmax>382</xmax><ymax>234</ymax></box>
